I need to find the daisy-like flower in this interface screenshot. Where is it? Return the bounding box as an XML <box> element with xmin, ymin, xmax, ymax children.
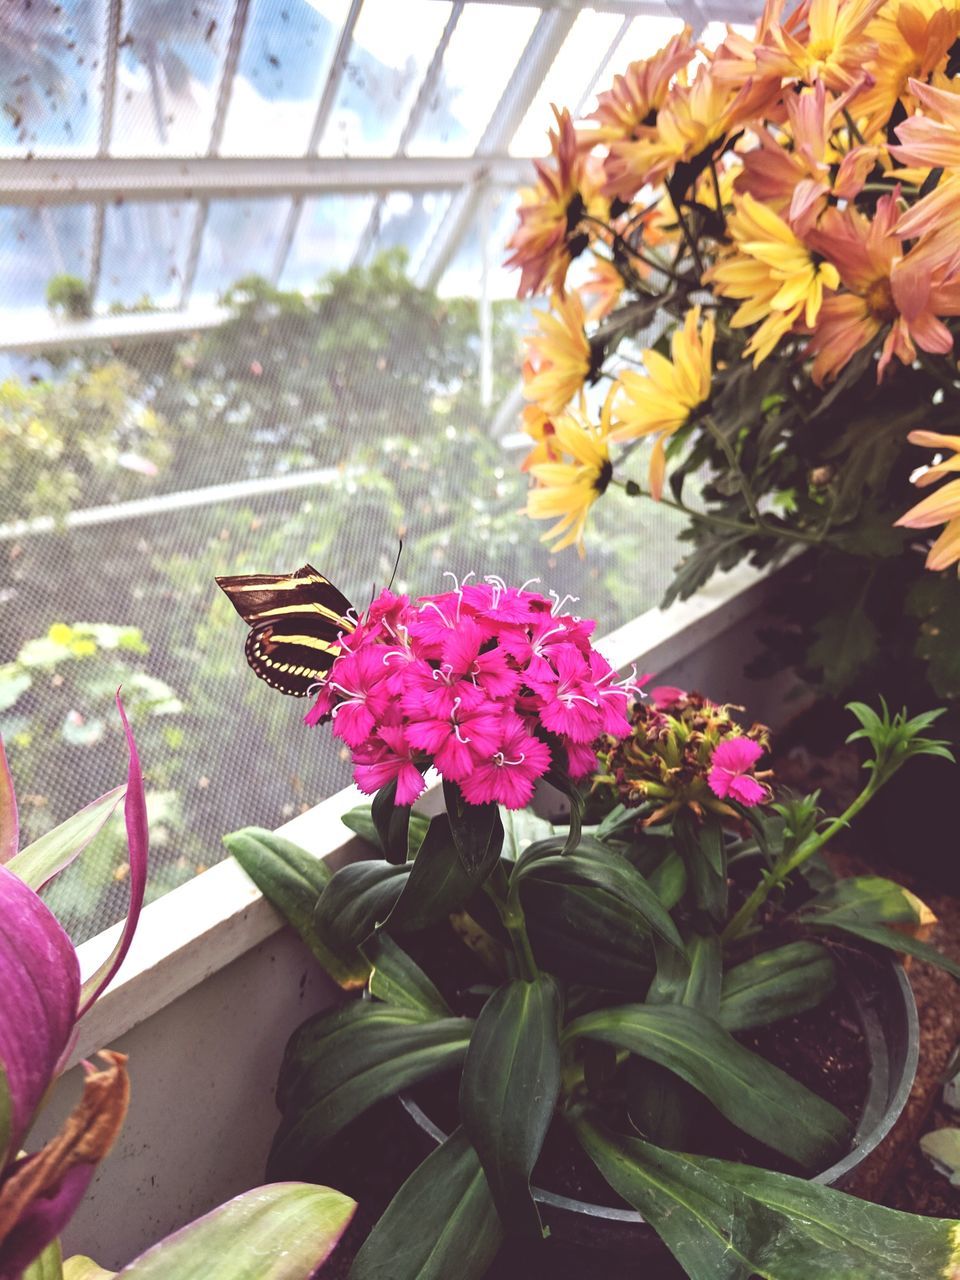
<box><xmin>587</xmin><ymin>26</ymin><xmax>694</xmax><ymax>146</ymax></box>
<box><xmin>705</xmin><ymin>191</ymin><xmax>840</xmax><ymax>365</ymax></box>
<box><xmin>893</xmin><ymin>79</ymin><xmax>960</xmax><ymax>250</ymax></box>
<box><xmin>708</xmin><ymin>736</ymin><xmax>769</xmax><ymax>805</ymax></box>
<box><xmin>522</xmin><ymin>290</ymin><xmax>595</xmax><ymax>416</ymax></box>
<box><xmin>580</xmin><ymin>256</ymin><xmax>625</xmax><ymax>323</ymax></box>
<box><xmin>856</xmin><ymin>0</ymin><xmax>960</xmax><ymax>138</ymax></box>
<box><xmin>611</xmin><ymin>304</ymin><xmax>714</xmax><ymax>499</ymax></box>
<box><xmin>806</xmin><ymin>190</ymin><xmax>960</xmax><ymax>383</ymax></box>
<box><xmin>603</xmin><ymin>65</ymin><xmax>742</xmax><ymax>200</ymax></box>
<box><xmin>756</xmin><ymin>0</ymin><xmax>885</xmax><ymax>94</ymax></box>
<box><xmin>896</xmin><ymin>430</ymin><xmax>960</xmax><ymax>570</ymax></box>
<box><xmin>525</xmin><ymin>399</ymin><xmax>614</xmax><ymax>555</ymax></box>
<box><xmin>505</xmin><ymin>107</ymin><xmax>608</xmax><ymax>299</ymax></box>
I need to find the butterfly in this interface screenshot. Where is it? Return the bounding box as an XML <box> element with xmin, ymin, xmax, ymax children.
<box><xmin>215</xmin><ymin>564</ymin><xmax>356</xmax><ymax>697</ymax></box>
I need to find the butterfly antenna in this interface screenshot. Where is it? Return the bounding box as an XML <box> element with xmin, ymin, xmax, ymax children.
<box><xmin>387</xmin><ymin>538</ymin><xmax>404</xmax><ymax>593</ymax></box>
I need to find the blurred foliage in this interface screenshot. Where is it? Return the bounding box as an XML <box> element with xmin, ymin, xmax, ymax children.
<box><xmin>45</xmin><ymin>273</ymin><xmax>93</xmax><ymax>320</ymax></box>
<box><xmin>0</xmin><ymin>251</ymin><xmax>678</xmax><ymax>939</ymax></box>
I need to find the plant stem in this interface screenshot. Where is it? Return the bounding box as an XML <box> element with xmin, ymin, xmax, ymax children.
<box><xmin>581</xmin><ymin>213</ymin><xmax>685</xmax><ymax>284</ymax></box>
<box><xmin>701</xmin><ymin>413</ymin><xmax>764</xmax><ymax>527</ymax></box>
<box><xmin>666</xmin><ymin>190</ymin><xmax>705</xmax><ymax>278</ymax></box>
<box><xmin>722</xmin><ymin>778</ymin><xmax>879</xmax><ymax>943</ymax></box>
<box><xmin>486</xmin><ymin>860</ymin><xmax>538</xmax><ymax>981</ymax></box>
<box><xmin>918</xmin><ymin>350</ymin><xmax>960</xmax><ymax>402</ymax></box>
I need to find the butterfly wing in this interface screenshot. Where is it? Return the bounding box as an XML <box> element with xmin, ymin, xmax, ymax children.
<box><xmin>216</xmin><ymin>564</ymin><xmax>356</xmax><ymax>697</ymax></box>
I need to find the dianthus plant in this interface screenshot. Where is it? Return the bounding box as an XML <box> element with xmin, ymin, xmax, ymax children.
<box><xmin>306</xmin><ymin>574</ymin><xmax>636</xmax><ymax>837</ymax></box>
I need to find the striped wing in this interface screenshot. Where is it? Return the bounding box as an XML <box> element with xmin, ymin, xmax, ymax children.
<box><xmin>215</xmin><ymin>564</ymin><xmax>356</xmax><ymax>697</ymax></box>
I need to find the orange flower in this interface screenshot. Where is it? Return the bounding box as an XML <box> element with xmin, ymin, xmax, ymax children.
<box><xmin>522</xmin><ymin>291</ymin><xmax>594</xmax><ymax>415</ymax></box>
<box><xmin>602</xmin><ymin>65</ymin><xmax>743</xmax><ymax>201</ymax></box>
<box><xmin>808</xmin><ymin>190</ymin><xmax>960</xmax><ymax>382</ymax></box>
<box><xmin>737</xmin><ymin>81</ymin><xmax>880</xmax><ymax>235</ymax></box>
<box><xmin>857</xmin><ymin>0</ymin><xmax>960</xmax><ymax>137</ymax></box>
<box><xmin>505</xmin><ymin>107</ymin><xmax>608</xmax><ymax>299</ymax></box>
<box><xmin>580</xmin><ymin>256</ymin><xmax>625</xmax><ymax>322</ymax></box>
<box><xmin>893</xmin><ymin>80</ymin><xmax>960</xmax><ymax>249</ymax></box>
<box><xmin>587</xmin><ymin>26</ymin><xmax>694</xmax><ymax>147</ymax></box>
<box><xmin>896</xmin><ymin>430</ymin><xmax>960</xmax><ymax>570</ymax></box>
<box><xmin>520</xmin><ymin>404</ymin><xmax>559</xmax><ymax>471</ymax></box>
<box><xmin>755</xmin><ymin>0</ymin><xmax>885</xmax><ymax>93</ymax></box>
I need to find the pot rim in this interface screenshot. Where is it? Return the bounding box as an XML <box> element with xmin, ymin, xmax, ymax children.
<box><xmin>400</xmin><ymin>950</ymin><xmax>919</xmax><ymax>1225</ymax></box>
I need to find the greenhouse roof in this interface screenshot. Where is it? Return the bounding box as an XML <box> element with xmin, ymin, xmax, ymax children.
<box><xmin>0</xmin><ymin>0</ymin><xmax>762</xmax><ymax>344</ymax></box>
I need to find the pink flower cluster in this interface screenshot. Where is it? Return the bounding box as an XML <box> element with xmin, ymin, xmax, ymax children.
<box><xmin>708</xmin><ymin>737</ymin><xmax>768</xmax><ymax>807</ymax></box>
<box><xmin>306</xmin><ymin>577</ymin><xmax>635</xmax><ymax>809</ymax></box>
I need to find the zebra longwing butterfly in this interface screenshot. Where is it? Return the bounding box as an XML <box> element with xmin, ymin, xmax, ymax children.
<box><xmin>215</xmin><ymin>564</ymin><xmax>357</xmax><ymax>697</ymax></box>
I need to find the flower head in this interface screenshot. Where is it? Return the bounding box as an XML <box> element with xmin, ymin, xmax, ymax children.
<box><xmin>306</xmin><ymin>576</ymin><xmax>634</xmax><ymax>808</ymax></box>
<box><xmin>525</xmin><ymin>399</ymin><xmax>615</xmax><ymax>555</ymax></box>
<box><xmin>522</xmin><ymin>291</ymin><xmax>594</xmax><ymax>415</ymax></box>
<box><xmin>505</xmin><ymin>107</ymin><xmax>608</xmax><ymax>299</ymax></box>
<box><xmin>896</xmin><ymin>430</ymin><xmax>960</xmax><ymax>570</ymax></box>
<box><xmin>708</xmin><ymin>736</ymin><xmax>769</xmax><ymax>805</ymax></box>
<box><xmin>705</xmin><ymin>191</ymin><xmax>840</xmax><ymax>365</ymax></box>
<box><xmin>611</xmin><ymin>304</ymin><xmax>714</xmax><ymax>499</ymax></box>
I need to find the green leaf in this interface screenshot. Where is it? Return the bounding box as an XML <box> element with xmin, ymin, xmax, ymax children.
<box><xmin>10</xmin><ymin>785</ymin><xmax>125</xmax><ymax>891</ymax></box>
<box><xmin>387</xmin><ymin>812</ymin><xmax>500</xmax><ymax>932</ymax></box>
<box><xmin>797</xmin><ymin>876</ymin><xmax>931</xmax><ymax>928</ymax></box>
<box><xmin>350</xmin><ymin>1129</ymin><xmax>503</xmax><ymax>1280</ymax></box>
<box><xmin>809</xmin><ymin>920</ymin><xmax>960</xmax><ymax>981</ymax></box>
<box><xmin>0</xmin><ymin>1059</ymin><xmax>11</xmax><ymax>1169</ymax></box>
<box><xmin>224</xmin><ymin>827</ymin><xmax>361</xmax><ymax>984</ymax></box>
<box><xmin>565</xmin><ymin>1004</ymin><xmax>848</xmax><ymax>1168</ymax></box>
<box><xmin>674</xmin><ymin>809</ymin><xmax>727</xmax><ymax>920</ymax></box>
<box><xmin>99</xmin><ymin>1184</ymin><xmax>355</xmax><ymax>1279</ymax></box>
<box><xmin>460</xmin><ymin>976</ymin><xmax>561</xmax><ymax>1236</ymax></box>
<box><xmin>372</xmin><ymin>780</ymin><xmax>411</xmax><ymax>865</ymax></box>
<box><xmin>519</xmin><ymin>878</ymin><xmax>653</xmax><ymax>992</ymax></box>
<box><xmin>647</xmin><ymin>850</ymin><xmax>686</xmax><ymax>911</ymax></box>
<box><xmin>719</xmin><ymin>942</ymin><xmax>836</xmax><ymax>1031</ymax></box>
<box><xmin>574</xmin><ymin>1118</ymin><xmax>960</xmax><ymax>1280</ymax></box>
<box><xmin>311</xmin><ymin>861</ymin><xmax>410</xmax><ymax>986</ymax></box>
<box><xmin>342</xmin><ymin>805</ymin><xmax>430</xmax><ymax>859</ymax></box>
<box><xmin>516</xmin><ymin>842</ymin><xmax>685</xmax><ymax>954</ymax></box>
<box><xmin>23</xmin><ymin>1240</ymin><xmax>64</xmax><ymax>1280</ymax></box>
<box><xmin>442</xmin><ymin>779</ymin><xmax>504</xmax><ymax>873</ymax></box>
<box><xmin>270</xmin><ymin>1002</ymin><xmax>472</xmax><ymax>1178</ymax></box>
<box><xmin>920</xmin><ymin>1128</ymin><xmax>960</xmax><ymax>1186</ymax></box>
<box><xmin>542</xmin><ymin>767</ymin><xmax>584</xmax><ymax>854</ymax></box>
<box><xmin>364</xmin><ymin>933</ymin><xmax>451</xmax><ymax>1017</ymax></box>
<box><xmin>808</xmin><ymin>612</ymin><xmax>880</xmax><ymax>697</ymax></box>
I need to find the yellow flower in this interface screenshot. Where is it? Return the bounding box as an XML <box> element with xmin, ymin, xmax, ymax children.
<box><xmin>706</xmin><ymin>192</ymin><xmax>840</xmax><ymax>365</ymax></box>
<box><xmin>525</xmin><ymin>400</ymin><xmax>614</xmax><ymax>555</ymax></box>
<box><xmin>896</xmin><ymin>430</ymin><xmax>960</xmax><ymax>570</ymax></box>
<box><xmin>757</xmin><ymin>0</ymin><xmax>885</xmax><ymax>94</ymax></box>
<box><xmin>522</xmin><ymin>291</ymin><xmax>593</xmax><ymax>416</ymax></box>
<box><xmin>611</xmin><ymin>305</ymin><xmax>714</xmax><ymax>499</ymax></box>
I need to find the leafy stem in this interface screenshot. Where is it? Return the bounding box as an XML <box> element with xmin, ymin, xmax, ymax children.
<box><xmin>701</xmin><ymin>413</ymin><xmax>764</xmax><ymax>527</ymax></box>
<box><xmin>486</xmin><ymin>859</ymin><xmax>538</xmax><ymax>981</ymax></box>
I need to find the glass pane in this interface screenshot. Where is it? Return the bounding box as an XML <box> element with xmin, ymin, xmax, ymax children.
<box><xmin>192</xmin><ymin>197</ymin><xmax>293</xmax><ymax>300</ymax></box>
<box><xmin>99</xmin><ymin>200</ymin><xmax>197</xmax><ymax>309</ymax></box>
<box><xmin>509</xmin><ymin>9</ymin><xmax>625</xmax><ymax>156</ymax></box>
<box><xmin>407</xmin><ymin>3</ymin><xmax>539</xmax><ymax>157</ymax></box>
<box><xmin>317</xmin><ymin>0</ymin><xmax>452</xmax><ymax>157</ymax></box>
<box><xmin>279</xmin><ymin>194</ymin><xmax>376</xmax><ymax>291</ymax></box>
<box><xmin>0</xmin><ymin>204</ymin><xmax>93</xmax><ymax>317</ymax></box>
<box><xmin>218</xmin><ymin>0</ymin><xmax>351</xmax><ymax>156</ymax></box>
<box><xmin>0</xmin><ymin>0</ymin><xmax>105</xmax><ymax>155</ymax></box>
<box><xmin>437</xmin><ymin>189</ymin><xmax>520</xmax><ymax>301</ymax></box>
<box><xmin>370</xmin><ymin>191</ymin><xmax>452</xmax><ymax>276</ymax></box>
<box><xmin>110</xmin><ymin>0</ymin><xmax>235</xmax><ymax>156</ymax></box>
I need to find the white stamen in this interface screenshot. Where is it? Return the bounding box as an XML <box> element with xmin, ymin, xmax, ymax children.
<box><xmin>549</xmin><ymin>590</ymin><xmax>580</xmax><ymax>616</ymax></box>
<box><xmin>493</xmin><ymin>751</ymin><xmax>526</xmax><ymax>767</ymax></box>
<box><xmin>421</xmin><ymin>599</ymin><xmax>453</xmax><ymax>626</ymax></box>
<box><xmin>519</xmin><ymin>577</ymin><xmax>541</xmax><ymax>593</ymax></box>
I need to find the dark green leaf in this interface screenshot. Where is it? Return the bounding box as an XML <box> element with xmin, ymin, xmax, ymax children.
<box><xmin>388</xmin><ymin>811</ymin><xmax>500</xmax><ymax>932</ymax></box>
<box><xmin>271</xmin><ymin>1002</ymin><xmax>471</xmax><ymax>1178</ymax></box>
<box><xmin>542</xmin><ymin>766</ymin><xmax>585</xmax><ymax>853</ymax></box>
<box><xmin>342</xmin><ymin>804</ymin><xmax>430</xmax><ymax>859</ymax></box>
<box><xmin>443</xmin><ymin>778</ymin><xmax>504</xmax><ymax>873</ymax></box>
<box><xmin>350</xmin><ymin>1129</ymin><xmax>503</xmax><ymax>1280</ymax></box>
<box><xmin>372</xmin><ymin>780</ymin><xmax>411</xmax><ymax>865</ymax></box>
<box><xmin>674</xmin><ymin>809</ymin><xmax>727</xmax><ymax>920</ymax></box>
<box><xmin>224</xmin><ymin>827</ymin><xmax>361</xmax><ymax>986</ymax></box>
<box><xmin>363</xmin><ymin>933</ymin><xmax>451</xmax><ymax>1017</ymax></box>
<box><xmin>646</xmin><ymin>850</ymin><xmax>686</xmax><ymax>910</ymax></box>
<box><xmin>573</xmin><ymin>1118</ymin><xmax>960</xmax><ymax>1280</ymax></box>
<box><xmin>517</xmin><ymin>843</ymin><xmax>685</xmax><ymax>954</ymax></box>
<box><xmin>719</xmin><ymin>942</ymin><xmax>836</xmax><ymax>1031</ymax></box>
<box><xmin>519</xmin><ymin>878</ymin><xmax>653</xmax><ymax>992</ymax></box>
<box><xmin>566</xmin><ymin>1003</ymin><xmax>848</xmax><ymax>1168</ymax></box>
<box><xmin>460</xmin><ymin>976</ymin><xmax>561</xmax><ymax>1236</ymax></box>
<box><xmin>797</xmin><ymin>876</ymin><xmax>934</xmax><ymax>928</ymax></box>
<box><xmin>809</xmin><ymin>920</ymin><xmax>960</xmax><ymax>981</ymax></box>
<box><xmin>312</xmin><ymin>861</ymin><xmax>410</xmax><ymax>984</ymax></box>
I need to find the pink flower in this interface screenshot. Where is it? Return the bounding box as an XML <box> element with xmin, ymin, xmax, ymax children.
<box><xmin>459</xmin><ymin>713</ymin><xmax>553</xmax><ymax>809</ymax></box>
<box><xmin>649</xmin><ymin>684</ymin><xmax>685</xmax><ymax>708</ymax></box>
<box><xmin>708</xmin><ymin>737</ymin><xmax>767</xmax><ymax>806</ymax></box>
<box><xmin>353</xmin><ymin>726</ymin><xmax>427</xmax><ymax>806</ymax></box>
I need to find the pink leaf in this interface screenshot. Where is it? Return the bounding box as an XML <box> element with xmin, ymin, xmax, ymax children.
<box><xmin>0</xmin><ymin>742</ymin><xmax>17</xmax><ymax>867</ymax></box>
